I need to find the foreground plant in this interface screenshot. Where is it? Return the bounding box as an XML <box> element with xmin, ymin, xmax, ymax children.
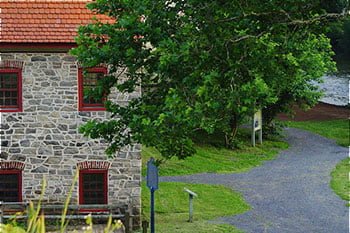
<box><xmin>0</xmin><ymin>175</ymin><xmax>122</xmax><ymax>233</ymax></box>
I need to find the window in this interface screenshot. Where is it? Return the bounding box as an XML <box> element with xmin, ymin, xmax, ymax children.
<box><xmin>0</xmin><ymin>170</ymin><xmax>22</xmax><ymax>202</ymax></box>
<box><xmin>79</xmin><ymin>170</ymin><xmax>108</xmax><ymax>204</ymax></box>
<box><xmin>0</xmin><ymin>69</ymin><xmax>22</xmax><ymax>112</ymax></box>
<box><xmin>78</xmin><ymin>67</ymin><xmax>107</xmax><ymax>111</ymax></box>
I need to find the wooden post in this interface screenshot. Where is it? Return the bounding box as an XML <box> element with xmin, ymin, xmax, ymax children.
<box><xmin>258</xmin><ymin>127</ymin><xmax>263</xmax><ymax>144</ymax></box>
<box><xmin>124</xmin><ymin>210</ymin><xmax>130</xmax><ymax>233</ymax></box>
<box><xmin>251</xmin><ymin>120</ymin><xmax>256</xmax><ymax>147</ymax></box>
<box><xmin>25</xmin><ymin>201</ymin><xmax>30</xmax><ymax>227</ymax></box>
<box><xmin>188</xmin><ymin>194</ymin><xmax>194</xmax><ymax>222</ymax></box>
<box><xmin>0</xmin><ymin>201</ymin><xmax>3</xmax><ymax>224</ymax></box>
<box><xmin>142</xmin><ymin>220</ymin><xmax>149</xmax><ymax>233</ymax></box>
<box><xmin>124</xmin><ymin>205</ymin><xmax>133</xmax><ymax>233</ymax></box>
<box><xmin>128</xmin><ymin>204</ymin><xmax>133</xmax><ymax>233</ymax></box>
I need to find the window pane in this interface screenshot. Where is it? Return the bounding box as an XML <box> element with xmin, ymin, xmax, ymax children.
<box><xmin>81</xmin><ymin>172</ymin><xmax>106</xmax><ymax>204</ymax></box>
<box><xmin>0</xmin><ymin>173</ymin><xmax>20</xmax><ymax>202</ymax></box>
<box><xmin>10</xmin><ymin>77</ymin><xmax>18</xmax><ymax>88</ymax></box>
<box><xmin>82</xmin><ymin>71</ymin><xmax>105</xmax><ymax>106</ymax></box>
<box><xmin>11</xmin><ymin>99</ymin><xmax>17</xmax><ymax>106</ymax></box>
<box><xmin>0</xmin><ymin>72</ymin><xmax>19</xmax><ymax>108</ymax></box>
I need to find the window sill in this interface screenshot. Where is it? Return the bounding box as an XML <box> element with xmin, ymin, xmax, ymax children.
<box><xmin>0</xmin><ymin>108</ymin><xmax>22</xmax><ymax>112</ymax></box>
<box><xmin>78</xmin><ymin>107</ymin><xmax>106</xmax><ymax>112</ymax></box>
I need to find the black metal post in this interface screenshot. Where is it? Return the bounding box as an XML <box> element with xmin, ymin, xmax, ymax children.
<box><xmin>150</xmin><ymin>187</ymin><xmax>155</xmax><ymax>233</ymax></box>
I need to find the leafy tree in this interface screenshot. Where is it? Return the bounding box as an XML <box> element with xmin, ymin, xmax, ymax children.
<box><xmin>338</xmin><ymin>19</ymin><xmax>350</xmax><ymax>57</ymax></box>
<box><xmin>322</xmin><ymin>0</ymin><xmax>350</xmax><ymax>58</ymax></box>
<box><xmin>72</xmin><ymin>0</ymin><xmax>346</xmax><ymax>159</ymax></box>
<box><xmin>321</xmin><ymin>0</ymin><xmax>348</xmax><ymax>13</ymax></box>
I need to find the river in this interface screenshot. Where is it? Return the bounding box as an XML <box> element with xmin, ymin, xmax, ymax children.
<box><xmin>318</xmin><ymin>74</ymin><xmax>349</xmax><ymax>106</ymax></box>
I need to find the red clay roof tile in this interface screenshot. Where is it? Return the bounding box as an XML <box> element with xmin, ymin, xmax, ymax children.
<box><xmin>0</xmin><ymin>0</ymin><xmax>114</xmax><ymax>43</ymax></box>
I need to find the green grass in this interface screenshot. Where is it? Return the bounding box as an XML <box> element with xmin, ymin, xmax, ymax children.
<box><xmin>330</xmin><ymin>157</ymin><xmax>350</xmax><ymax>202</ymax></box>
<box><xmin>288</xmin><ymin>119</ymin><xmax>349</xmax><ymax>147</ymax></box>
<box><xmin>141</xmin><ymin>182</ymin><xmax>249</xmax><ymax>233</ymax></box>
<box><xmin>142</xmin><ymin>140</ymin><xmax>288</xmax><ymax>177</ymax></box>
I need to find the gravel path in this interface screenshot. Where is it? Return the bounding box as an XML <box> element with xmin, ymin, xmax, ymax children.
<box><xmin>160</xmin><ymin>128</ymin><xmax>349</xmax><ymax>233</ymax></box>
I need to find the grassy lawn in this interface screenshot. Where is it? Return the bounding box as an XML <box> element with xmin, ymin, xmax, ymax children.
<box><xmin>288</xmin><ymin>119</ymin><xmax>349</xmax><ymax>147</ymax></box>
<box><xmin>142</xmin><ymin>140</ymin><xmax>288</xmax><ymax>176</ymax></box>
<box><xmin>288</xmin><ymin>119</ymin><xmax>349</xmax><ymax>203</ymax></box>
<box><xmin>141</xmin><ymin>182</ymin><xmax>249</xmax><ymax>233</ymax></box>
<box><xmin>330</xmin><ymin>157</ymin><xmax>350</xmax><ymax>202</ymax></box>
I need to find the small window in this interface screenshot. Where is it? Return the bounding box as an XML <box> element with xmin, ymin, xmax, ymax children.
<box><xmin>79</xmin><ymin>170</ymin><xmax>108</xmax><ymax>204</ymax></box>
<box><xmin>0</xmin><ymin>170</ymin><xmax>22</xmax><ymax>202</ymax></box>
<box><xmin>78</xmin><ymin>67</ymin><xmax>107</xmax><ymax>111</ymax></box>
<box><xmin>0</xmin><ymin>69</ymin><xmax>22</xmax><ymax>112</ymax></box>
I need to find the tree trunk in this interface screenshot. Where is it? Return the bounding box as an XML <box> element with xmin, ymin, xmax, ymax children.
<box><xmin>225</xmin><ymin>114</ymin><xmax>239</xmax><ymax>148</ymax></box>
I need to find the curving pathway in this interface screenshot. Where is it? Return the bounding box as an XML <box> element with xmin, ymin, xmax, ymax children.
<box><xmin>160</xmin><ymin>128</ymin><xmax>349</xmax><ymax>233</ymax></box>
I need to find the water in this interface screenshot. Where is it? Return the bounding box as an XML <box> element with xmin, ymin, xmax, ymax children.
<box><xmin>318</xmin><ymin>74</ymin><xmax>349</xmax><ymax>106</ymax></box>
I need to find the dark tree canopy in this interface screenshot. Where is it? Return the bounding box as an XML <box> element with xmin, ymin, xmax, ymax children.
<box><xmin>321</xmin><ymin>0</ymin><xmax>348</xmax><ymax>13</ymax></box>
<box><xmin>322</xmin><ymin>0</ymin><xmax>350</xmax><ymax>58</ymax></box>
<box><xmin>72</xmin><ymin>0</ymin><xmax>347</xmax><ymax>159</ymax></box>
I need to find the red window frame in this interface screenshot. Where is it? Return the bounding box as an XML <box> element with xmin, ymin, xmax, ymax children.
<box><xmin>0</xmin><ymin>170</ymin><xmax>22</xmax><ymax>202</ymax></box>
<box><xmin>78</xmin><ymin>67</ymin><xmax>107</xmax><ymax>111</ymax></box>
<box><xmin>79</xmin><ymin>169</ymin><xmax>108</xmax><ymax>205</ymax></box>
<box><xmin>0</xmin><ymin>68</ymin><xmax>23</xmax><ymax>112</ymax></box>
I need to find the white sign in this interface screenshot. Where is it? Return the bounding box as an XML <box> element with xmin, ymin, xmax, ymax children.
<box><xmin>252</xmin><ymin>109</ymin><xmax>263</xmax><ymax>147</ymax></box>
<box><xmin>253</xmin><ymin>110</ymin><xmax>262</xmax><ymax>131</ymax></box>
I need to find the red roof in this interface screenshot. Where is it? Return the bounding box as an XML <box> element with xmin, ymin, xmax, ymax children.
<box><xmin>0</xmin><ymin>0</ymin><xmax>114</xmax><ymax>43</ymax></box>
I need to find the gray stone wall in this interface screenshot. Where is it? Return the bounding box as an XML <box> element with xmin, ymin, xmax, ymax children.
<box><xmin>0</xmin><ymin>53</ymin><xmax>141</xmax><ymax>217</ymax></box>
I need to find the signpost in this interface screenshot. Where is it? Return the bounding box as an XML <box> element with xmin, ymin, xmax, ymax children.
<box><xmin>252</xmin><ymin>109</ymin><xmax>263</xmax><ymax>147</ymax></box>
<box><xmin>184</xmin><ymin>188</ymin><xmax>198</xmax><ymax>223</ymax></box>
<box><xmin>146</xmin><ymin>157</ymin><xmax>159</xmax><ymax>233</ymax></box>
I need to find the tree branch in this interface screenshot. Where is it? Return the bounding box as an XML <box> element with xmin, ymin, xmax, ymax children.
<box><xmin>286</xmin><ymin>12</ymin><xmax>349</xmax><ymax>26</ymax></box>
<box><xmin>229</xmin><ymin>31</ymin><xmax>265</xmax><ymax>44</ymax></box>
<box><xmin>216</xmin><ymin>10</ymin><xmax>292</xmax><ymax>23</ymax></box>
<box><xmin>217</xmin><ymin>11</ymin><xmax>349</xmax><ymax>25</ymax></box>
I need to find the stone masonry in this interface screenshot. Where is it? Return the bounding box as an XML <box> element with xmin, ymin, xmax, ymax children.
<box><xmin>0</xmin><ymin>53</ymin><xmax>141</xmax><ymax>218</ymax></box>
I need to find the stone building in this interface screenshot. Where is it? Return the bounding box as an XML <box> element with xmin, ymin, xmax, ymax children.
<box><xmin>0</xmin><ymin>0</ymin><xmax>141</xmax><ymax>221</ymax></box>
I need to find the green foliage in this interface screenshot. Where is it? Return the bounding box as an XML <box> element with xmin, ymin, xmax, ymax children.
<box><xmin>141</xmin><ymin>182</ymin><xmax>248</xmax><ymax>233</ymax></box>
<box><xmin>288</xmin><ymin>119</ymin><xmax>349</xmax><ymax>147</ymax></box>
<box><xmin>73</xmin><ymin>0</ymin><xmax>340</xmax><ymax>159</ymax></box>
<box><xmin>262</xmin><ymin>120</ymin><xmax>287</xmax><ymax>139</ymax></box>
<box><xmin>0</xmin><ymin>225</ymin><xmax>26</xmax><ymax>233</ymax></box>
